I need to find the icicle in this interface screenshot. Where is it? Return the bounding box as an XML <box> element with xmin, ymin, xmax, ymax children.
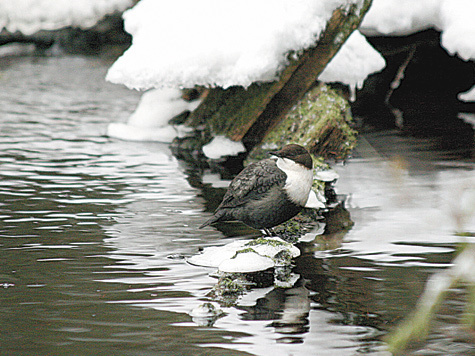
<box><xmin>349</xmin><ymin>84</ymin><xmax>357</xmax><ymax>102</ymax></box>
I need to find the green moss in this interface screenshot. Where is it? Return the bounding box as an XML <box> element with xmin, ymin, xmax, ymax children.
<box><xmin>273</xmin><ymin>216</ymin><xmax>312</xmax><ymax>243</ymax></box>
<box><xmin>245</xmin><ymin>237</ymin><xmax>290</xmax><ymax>248</ymax></box>
<box><xmin>189</xmin><ymin>83</ymin><xmax>274</xmax><ymax>138</ymax></box>
<box><xmin>273</xmin><ymin>250</ymin><xmax>294</xmax><ymax>265</ymax></box>
<box><xmin>232</xmin><ymin>247</ymin><xmax>256</xmax><ymax>258</ymax></box>
<box><xmin>214</xmin><ymin>83</ymin><xmax>273</xmax><ymax>136</ymax></box>
<box><xmin>208</xmin><ymin>275</ymin><xmax>246</xmax><ymax>307</ymax></box>
<box><xmin>249</xmin><ymin>83</ymin><xmax>357</xmax><ymax>161</ymax></box>
<box><xmin>217</xmin><ymin>276</ymin><xmax>245</xmax><ymax>294</ymax></box>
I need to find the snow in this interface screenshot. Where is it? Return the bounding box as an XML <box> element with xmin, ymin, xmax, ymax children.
<box><xmin>187</xmin><ymin>240</ymin><xmax>248</xmax><ymax>268</ymax></box>
<box><xmin>439</xmin><ymin>0</ymin><xmax>475</xmax><ymax>61</ymax></box>
<box><xmin>4</xmin><ymin>0</ymin><xmax>472</xmax><ymax>109</ymax></box>
<box><xmin>449</xmin><ymin>86</ymin><xmax>475</xmax><ymax>107</ymax></box>
<box><xmin>0</xmin><ymin>0</ymin><xmax>133</xmax><ymax>36</ymax></box>
<box><xmin>314</xmin><ymin>169</ymin><xmax>339</xmax><ymax>182</ymax></box>
<box><xmin>318</xmin><ymin>30</ymin><xmax>385</xmax><ymax>90</ymax></box>
<box><xmin>106</xmin><ymin>0</ymin><xmax>372</xmax><ymax>90</ymax></box>
<box><xmin>218</xmin><ymin>252</ymin><xmax>275</xmax><ymax>273</ymax></box>
<box><xmin>361</xmin><ymin>0</ymin><xmax>475</xmax><ymax>101</ymax></box>
<box><xmin>361</xmin><ymin>0</ymin><xmax>441</xmax><ymax>36</ymax></box>
<box><xmin>305</xmin><ymin>189</ymin><xmax>326</xmax><ymax>209</ymax></box>
<box><xmin>202</xmin><ymin>136</ymin><xmax>246</xmax><ymax>159</ymax></box>
<box><xmin>250</xmin><ymin>237</ymin><xmax>300</xmax><ymax>261</ymax></box>
<box><xmin>107</xmin><ymin>88</ymin><xmax>201</xmax><ymax>142</ymax></box>
<box><xmin>201</xmin><ymin>172</ymin><xmax>232</xmax><ymax>188</ymax></box>
<box><xmin>362</xmin><ymin>0</ymin><xmax>475</xmax><ymax>62</ymax></box>
<box><xmin>187</xmin><ymin>236</ymin><xmax>300</xmax><ymax>273</ymax></box>
<box><xmin>104</xmin><ymin>0</ymin><xmax>474</xmax><ymax>100</ymax></box>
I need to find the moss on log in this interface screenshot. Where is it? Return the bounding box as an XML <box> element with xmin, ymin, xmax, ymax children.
<box><xmin>250</xmin><ymin>83</ymin><xmax>357</xmax><ymax>160</ymax></box>
<box><xmin>185</xmin><ymin>0</ymin><xmax>372</xmax><ymax>155</ymax></box>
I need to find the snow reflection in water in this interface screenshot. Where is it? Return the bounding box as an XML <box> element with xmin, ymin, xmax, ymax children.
<box><xmin>335</xmin><ymin>156</ymin><xmax>475</xmax><ymax>262</ymax></box>
<box><xmin>0</xmin><ymin>54</ymin><xmax>473</xmax><ymax>356</ymax></box>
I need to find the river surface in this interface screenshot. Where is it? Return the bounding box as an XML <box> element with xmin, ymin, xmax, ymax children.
<box><xmin>0</xmin><ymin>53</ymin><xmax>474</xmax><ymax>356</ymax></box>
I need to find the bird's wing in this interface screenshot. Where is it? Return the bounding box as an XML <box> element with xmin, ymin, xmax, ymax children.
<box><xmin>217</xmin><ymin>159</ymin><xmax>286</xmax><ymax>209</ymax></box>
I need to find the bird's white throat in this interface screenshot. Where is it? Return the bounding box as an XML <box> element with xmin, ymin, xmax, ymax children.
<box><xmin>276</xmin><ymin>157</ymin><xmax>313</xmax><ymax>206</ymax></box>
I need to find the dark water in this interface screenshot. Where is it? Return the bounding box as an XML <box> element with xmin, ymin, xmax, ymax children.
<box><xmin>0</xmin><ymin>53</ymin><xmax>474</xmax><ymax>356</ymax></box>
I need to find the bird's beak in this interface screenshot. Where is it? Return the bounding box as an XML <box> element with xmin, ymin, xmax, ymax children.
<box><xmin>268</xmin><ymin>150</ymin><xmax>281</xmax><ymax>158</ymax></box>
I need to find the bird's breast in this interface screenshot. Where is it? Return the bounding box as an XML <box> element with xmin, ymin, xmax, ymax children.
<box><xmin>282</xmin><ymin>167</ymin><xmax>313</xmax><ymax>206</ymax></box>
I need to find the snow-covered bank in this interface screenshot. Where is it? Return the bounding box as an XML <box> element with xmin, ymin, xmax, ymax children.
<box><xmin>106</xmin><ymin>0</ymin><xmax>473</xmax><ymax>102</ymax></box>
<box><xmin>361</xmin><ymin>0</ymin><xmax>475</xmax><ymax>100</ymax></box>
<box><xmin>0</xmin><ymin>0</ymin><xmax>134</xmax><ymax>35</ymax></box>
<box><xmin>106</xmin><ymin>0</ymin><xmax>383</xmax><ymax>90</ymax></box>
<box><xmin>362</xmin><ymin>0</ymin><xmax>475</xmax><ymax>61</ymax></box>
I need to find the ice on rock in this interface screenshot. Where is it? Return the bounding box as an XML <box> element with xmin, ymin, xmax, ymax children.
<box><xmin>202</xmin><ymin>136</ymin><xmax>246</xmax><ymax>160</ymax></box>
<box><xmin>0</xmin><ymin>0</ymin><xmax>134</xmax><ymax>35</ymax></box>
<box><xmin>314</xmin><ymin>169</ymin><xmax>339</xmax><ymax>182</ymax></box>
<box><xmin>305</xmin><ymin>189</ymin><xmax>326</xmax><ymax>209</ymax></box>
<box><xmin>189</xmin><ymin>302</ymin><xmax>224</xmax><ymax>326</ymax></box>
<box><xmin>187</xmin><ymin>237</ymin><xmax>300</xmax><ymax>273</ymax></box>
<box><xmin>187</xmin><ymin>240</ymin><xmax>248</xmax><ymax>268</ymax></box>
<box><xmin>218</xmin><ymin>252</ymin><xmax>275</xmax><ymax>273</ymax></box>
<box><xmin>459</xmin><ymin>87</ymin><xmax>475</xmax><ymax>102</ymax></box>
<box><xmin>125</xmin><ymin>89</ymin><xmax>195</xmax><ymax>128</ymax></box>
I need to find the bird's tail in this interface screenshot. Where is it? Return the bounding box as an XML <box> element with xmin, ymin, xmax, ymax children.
<box><xmin>199</xmin><ymin>217</ymin><xmax>216</xmax><ymax>229</ymax></box>
<box><xmin>199</xmin><ymin>211</ymin><xmax>225</xmax><ymax>229</ymax></box>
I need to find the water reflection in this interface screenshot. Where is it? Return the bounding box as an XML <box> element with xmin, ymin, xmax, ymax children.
<box><xmin>0</xmin><ymin>53</ymin><xmax>473</xmax><ymax>356</ymax></box>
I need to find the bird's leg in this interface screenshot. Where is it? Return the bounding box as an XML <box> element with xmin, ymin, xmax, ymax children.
<box><xmin>262</xmin><ymin>228</ymin><xmax>275</xmax><ymax>237</ymax></box>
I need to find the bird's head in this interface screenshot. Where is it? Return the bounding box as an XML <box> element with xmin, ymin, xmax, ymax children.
<box><xmin>269</xmin><ymin>144</ymin><xmax>313</xmax><ymax>170</ymax></box>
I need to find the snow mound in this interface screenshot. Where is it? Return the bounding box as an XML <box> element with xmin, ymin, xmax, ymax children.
<box><xmin>305</xmin><ymin>190</ymin><xmax>326</xmax><ymax>209</ymax></box>
<box><xmin>106</xmin><ymin>0</ymin><xmax>374</xmax><ymax>90</ymax></box>
<box><xmin>318</xmin><ymin>30</ymin><xmax>385</xmax><ymax>89</ymax></box>
<box><xmin>439</xmin><ymin>0</ymin><xmax>475</xmax><ymax>61</ymax></box>
<box><xmin>219</xmin><ymin>252</ymin><xmax>275</xmax><ymax>273</ymax></box>
<box><xmin>361</xmin><ymin>0</ymin><xmax>475</xmax><ymax>101</ymax></box>
<box><xmin>362</xmin><ymin>0</ymin><xmax>475</xmax><ymax>62</ymax></box>
<box><xmin>361</xmin><ymin>0</ymin><xmax>441</xmax><ymax>36</ymax></box>
<box><xmin>187</xmin><ymin>236</ymin><xmax>300</xmax><ymax>273</ymax></box>
<box><xmin>107</xmin><ymin>88</ymin><xmax>200</xmax><ymax>142</ymax></box>
<box><xmin>0</xmin><ymin>0</ymin><xmax>133</xmax><ymax>35</ymax></box>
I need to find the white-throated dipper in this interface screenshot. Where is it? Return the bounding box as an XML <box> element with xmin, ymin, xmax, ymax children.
<box><xmin>199</xmin><ymin>144</ymin><xmax>313</xmax><ymax>234</ymax></box>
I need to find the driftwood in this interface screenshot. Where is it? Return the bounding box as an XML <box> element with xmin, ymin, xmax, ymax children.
<box><xmin>186</xmin><ymin>1</ymin><xmax>373</xmax><ymax>154</ymax></box>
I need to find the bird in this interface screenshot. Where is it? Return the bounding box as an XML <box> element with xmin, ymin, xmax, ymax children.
<box><xmin>199</xmin><ymin>144</ymin><xmax>314</xmax><ymax>235</ymax></box>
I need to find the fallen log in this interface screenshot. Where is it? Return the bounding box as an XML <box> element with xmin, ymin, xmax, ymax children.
<box><xmin>184</xmin><ymin>1</ymin><xmax>372</xmax><ymax>157</ymax></box>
